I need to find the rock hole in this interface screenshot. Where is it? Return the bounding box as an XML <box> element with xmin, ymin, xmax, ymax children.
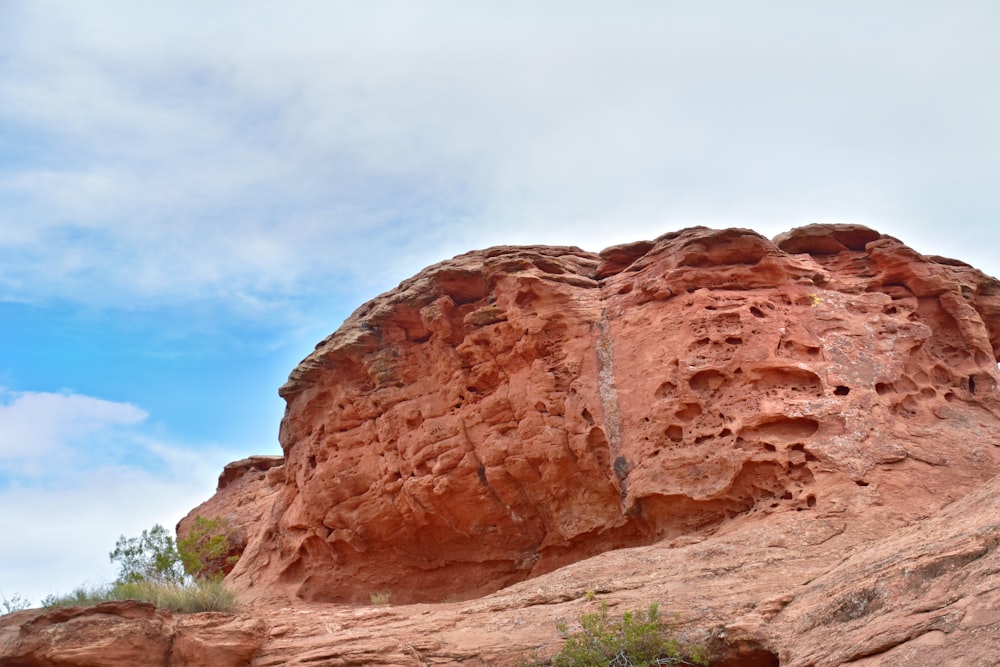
<box><xmin>790</xmin><ymin>443</ymin><xmax>818</xmax><ymax>462</ymax></box>
<box><xmin>308</xmin><ymin>455</ymin><xmax>317</xmax><ymax>469</ymax></box>
<box><xmin>834</xmin><ymin>385</ymin><xmax>850</xmax><ymax>396</ymax></box>
<box><xmin>855</xmin><ymin>480</ymin><xmax>869</xmax><ymax>487</ymax></box>
<box><xmin>944</xmin><ymin>391</ymin><xmax>955</xmax><ymax>402</ymax></box>
<box><xmin>655</xmin><ymin>381</ymin><xmax>678</xmax><ymax>399</ymax></box>
<box><xmin>709</xmin><ymin>641</ymin><xmax>780</xmax><ymax>667</ymax></box>
<box><xmin>695</xmin><ymin>434</ymin><xmax>714</xmax><ymax>445</ymax></box>
<box><xmin>751</xmin><ymin>367</ymin><xmax>823</xmax><ymax>396</ymax></box>
<box><xmin>666</xmin><ymin>425</ymin><xmax>684</xmax><ymax>442</ymax></box>
<box><xmin>725</xmin><ymin>337</ymin><xmax>743</xmax><ymax>345</ymax></box>
<box><xmin>719</xmin><ymin>428</ymin><xmax>732</xmax><ymax>437</ymax></box>
<box><xmin>749</xmin><ymin>306</ymin><xmax>766</xmax><ymax>318</ymax></box>
<box><xmin>763</xmin><ymin>444</ymin><xmax>776</xmax><ymax>452</ymax></box>
<box><xmin>875</xmin><ymin>382</ymin><xmax>891</xmax><ymax>395</ymax></box>
<box><xmin>617</xmin><ymin>282</ymin><xmax>633</xmax><ymax>295</ymax></box>
<box><xmin>581</xmin><ymin>408</ymin><xmax>594</xmax><ymax>426</ymax></box>
<box><xmin>744</xmin><ymin>417</ymin><xmax>820</xmax><ymax>441</ymax></box>
<box><xmin>675</xmin><ymin>403</ymin><xmax>702</xmax><ymax>422</ymax></box>
<box><xmin>514</xmin><ymin>290</ymin><xmax>536</xmax><ymax>306</ymax></box>
<box><xmin>806</xmin><ymin>494</ymin><xmax>817</xmax><ymax>508</ymax></box>
<box><xmin>689</xmin><ymin>369</ymin><xmax>727</xmax><ymax>395</ymax></box>
<box><xmin>968</xmin><ymin>375</ymin><xmax>977</xmax><ymax>394</ymax></box>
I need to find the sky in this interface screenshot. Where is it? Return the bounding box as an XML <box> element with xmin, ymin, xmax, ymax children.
<box><xmin>2</xmin><ymin>1</ymin><xmax>1000</xmax><ymax>606</ymax></box>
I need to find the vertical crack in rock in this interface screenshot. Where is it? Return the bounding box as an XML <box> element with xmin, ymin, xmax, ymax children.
<box><xmin>595</xmin><ymin>306</ymin><xmax>625</xmax><ymax>497</ymax></box>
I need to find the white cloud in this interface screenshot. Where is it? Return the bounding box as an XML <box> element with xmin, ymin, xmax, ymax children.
<box><xmin>0</xmin><ymin>390</ymin><xmax>147</xmax><ymax>474</ymax></box>
<box><xmin>2</xmin><ymin>1</ymin><xmax>1000</xmax><ymax>317</ymax></box>
<box><xmin>0</xmin><ymin>389</ymin><xmax>242</xmax><ymax>606</ymax></box>
<box><xmin>0</xmin><ymin>462</ymin><xmax>230</xmax><ymax>607</ymax></box>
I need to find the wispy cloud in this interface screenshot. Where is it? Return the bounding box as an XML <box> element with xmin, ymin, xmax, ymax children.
<box><xmin>0</xmin><ymin>389</ymin><xmax>147</xmax><ymax>475</ymax></box>
<box><xmin>3</xmin><ymin>1</ymin><xmax>999</xmax><ymax>319</ymax></box>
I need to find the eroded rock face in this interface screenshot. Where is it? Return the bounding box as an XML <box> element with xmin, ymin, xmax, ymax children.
<box><xmin>0</xmin><ymin>602</ymin><xmax>265</xmax><ymax>667</ymax></box>
<box><xmin>7</xmin><ymin>224</ymin><xmax>1000</xmax><ymax>667</ymax></box>
<box><xmin>209</xmin><ymin>225</ymin><xmax>1000</xmax><ymax>605</ymax></box>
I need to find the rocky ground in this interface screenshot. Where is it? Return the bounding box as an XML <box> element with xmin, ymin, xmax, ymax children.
<box><xmin>3</xmin><ymin>473</ymin><xmax>998</xmax><ymax>665</ymax></box>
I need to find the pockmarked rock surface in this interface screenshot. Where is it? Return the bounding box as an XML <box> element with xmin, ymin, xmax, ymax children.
<box><xmin>4</xmin><ymin>224</ymin><xmax>999</xmax><ymax>667</ymax></box>
<box><xmin>213</xmin><ymin>224</ymin><xmax>1000</xmax><ymax>606</ymax></box>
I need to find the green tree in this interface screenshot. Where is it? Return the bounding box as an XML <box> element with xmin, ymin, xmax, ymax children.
<box><xmin>109</xmin><ymin>524</ymin><xmax>187</xmax><ymax>585</ymax></box>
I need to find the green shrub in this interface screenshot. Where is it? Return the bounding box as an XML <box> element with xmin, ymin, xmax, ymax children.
<box><xmin>177</xmin><ymin>515</ymin><xmax>242</xmax><ymax>580</ymax></box>
<box><xmin>369</xmin><ymin>591</ymin><xmax>391</xmax><ymax>605</ymax></box>
<box><xmin>538</xmin><ymin>602</ymin><xmax>707</xmax><ymax>667</ymax></box>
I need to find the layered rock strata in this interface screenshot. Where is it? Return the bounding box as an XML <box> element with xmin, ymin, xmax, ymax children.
<box><xmin>186</xmin><ymin>224</ymin><xmax>1000</xmax><ymax>605</ymax></box>
<box><xmin>0</xmin><ymin>601</ymin><xmax>265</xmax><ymax>667</ymax></box>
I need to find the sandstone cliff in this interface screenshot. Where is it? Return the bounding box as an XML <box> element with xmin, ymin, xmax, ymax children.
<box><xmin>208</xmin><ymin>224</ymin><xmax>1000</xmax><ymax>607</ymax></box>
<box><xmin>4</xmin><ymin>224</ymin><xmax>1000</xmax><ymax>666</ymax></box>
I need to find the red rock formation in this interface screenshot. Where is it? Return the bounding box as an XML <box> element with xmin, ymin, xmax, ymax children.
<box><xmin>6</xmin><ymin>224</ymin><xmax>1000</xmax><ymax>667</ymax></box>
<box><xmin>6</xmin><ymin>471</ymin><xmax>1000</xmax><ymax>665</ymax></box>
<box><xmin>198</xmin><ymin>224</ymin><xmax>1000</xmax><ymax>605</ymax></box>
<box><xmin>0</xmin><ymin>601</ymin><xmax>265</xmax><ymax>666</ymax></box>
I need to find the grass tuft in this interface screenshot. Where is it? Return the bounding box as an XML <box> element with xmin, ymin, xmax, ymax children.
<box><xmin>42</xmin><ymin>578</ymin><xmax>236</xmax><ymax>614</ymax></box>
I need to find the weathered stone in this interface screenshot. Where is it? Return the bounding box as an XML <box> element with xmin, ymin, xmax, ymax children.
<box><xmin>0</xmin><ymin>602</ymin><xmax>265</xmax><ymax>667</ymax></box>
<box><xmin>7</xmin><ymin>224</ymin><xmax>1000</xmax><ymax>667</ymax></box>
<box><xmin>217</xmin><ymin>224</ymin><xmax>1000</xmax><ymax>605</ymax></box>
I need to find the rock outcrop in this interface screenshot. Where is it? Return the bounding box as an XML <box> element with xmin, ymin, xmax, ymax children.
<box><xmin>5</xmin><ymin>224</ymin><xmax>999</xmax><ymax>667</ymax></box>
<box><xmin>0</xmin><ymin>601</ymin><xmax>266</xmax><ymax>667</ymax></box>
<box><xmin>203</xmin><ymin>224</ymin><xmax>1000</xmax><ymax>605</ymax></box>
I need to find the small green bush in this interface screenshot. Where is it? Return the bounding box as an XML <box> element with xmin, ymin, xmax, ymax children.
<box><xmin>178</xmin><ymin>515</ymin><xmax>242</xmax><ymax>579</ymax></box>
<box><xmin>537</xmin><ymin>602</ymin><xmax>707</xmax><ymax>667</ymax></box>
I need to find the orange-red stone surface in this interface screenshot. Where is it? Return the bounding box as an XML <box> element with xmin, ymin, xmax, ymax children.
<box><xmin>212</xmin><ymin>225</ymin><xmax>1000</xmax><ymax>605</ymax></box>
